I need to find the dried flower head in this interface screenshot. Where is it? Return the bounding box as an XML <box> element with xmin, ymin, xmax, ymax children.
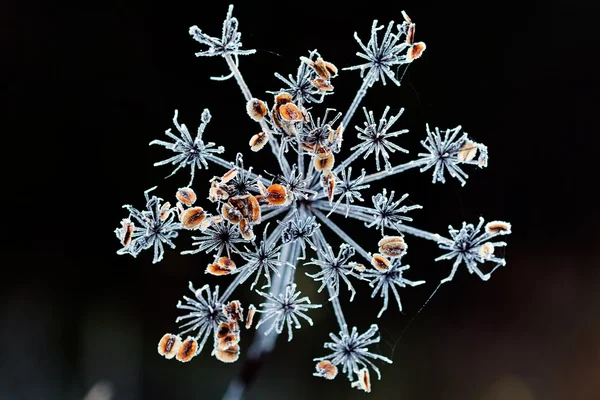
<box><xmin>115</xmin><ymin>4</ymin><xmax>511</xmax><ymax>394</ymax></box>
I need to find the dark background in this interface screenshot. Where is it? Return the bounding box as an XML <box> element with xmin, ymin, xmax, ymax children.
<box><xmin>3</xmin><ymin>0</ymin><xmax>599</xmax><ymax>399</ymax></box>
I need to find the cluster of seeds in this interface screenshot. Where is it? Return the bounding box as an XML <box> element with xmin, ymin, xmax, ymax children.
<box><xmin>158</xmin><ymin>300</ymin><xmax>257</xmax><ymax>364</ymax></box>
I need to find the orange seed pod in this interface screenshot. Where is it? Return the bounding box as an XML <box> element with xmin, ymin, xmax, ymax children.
<box><xmin>378</xmin><ymin>236</ymin><xmax>407</xmax><ymax>258</ymax></box>
<box><xmin>371</xmin><ymin>253</ymin><xmax>392</xmax><ymax>272</ymax></box>
<box><xmin>176</xmin><ymin>187</ymin><xmax>197</xmax><ymax>206</ymax></box>
<box><xmin>249</xmin><ymin>132</ymin><xmax>269</xmax><ymax>152</ymax></box>
<box><xmin>246</xmin><ymin>98</ymin><xmax>268</xmax><ymax>121</ymax></box>
<box><xmin>180</xmin><ymin>207</ymin><xmax>206</xmax><ymax>230</ymax></box>
<box><xmin>176</xmin><ymin>337</ymin><xmax>198</xmax><ymax>362</ymax></box>
<box><xmin>157</xmin><ymin>333</ymin><xmax>182</xmax><ymax>359</ymax></box>
<box><xmin>315</xmin><ymin>360</ymin><xmax>338</xmax><ymax>380</ymax></box>
<box><xmin>266</xmin><ymin>184</ymin><xmax>288</xmax><ymax>206</ymax></box>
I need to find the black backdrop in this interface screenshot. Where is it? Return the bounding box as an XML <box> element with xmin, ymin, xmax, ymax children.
<box><xmin>3</xmin><ymin>0</ymin><xmax>599</xmax><ymax>399</ymax></box>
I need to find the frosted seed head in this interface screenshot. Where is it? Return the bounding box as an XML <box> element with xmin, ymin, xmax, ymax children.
<box><xmin>180</xmin><ymin>207</ymin><xmax>206</xmax><ymax>230</ymax></box>
<box><xmin>216</xmin><ymin>334</ymin><xmax>239</xmax><ymax>350</ymax></box>
<box><xmin>223</xmin><ymin>300</ymin><xmax>244</xmax><ymax>322</ymax></box>
<box><xmin>246</xmin><ymin>98</ymin><xmax>268</xmax><ymax>121</ymax></box>
<box><xmin>266</xmin><ymin>184</ymin><xmax>288</xmax><ymax>206</ymax></box>
<box><xmin>274</xmin><ymin>92</ymin><xmax>293</xmax><ymax>105</ymax></box>
<box><xmin>314</xmin><ymin>153</ymin><xmax>335</xmax><ymax>171</ymax></box>
<box><xmin>479</xmin><ymin>242</ymin><xmax>495</xmax><ymax>259</ymax></box>
<box><xmin>209</xmin><ymin>181</ymin><xmax>230</xmax><ymax>203</ymax></box>
<box><xmin>457</xmin><ymin>141</ymin><xmax>477</xmax><ymax>162</ymax></box>
<box><xmin>349</xmin><ymin>261</ymin><xmax>366</xmax><ymax>272</ymax></box>
<box><xmin>378</xmin><ymin>236</ymin><xmax>407</xmax><ymax>258</ymax></box>
<box><xmin>213</xmin><ymin>343</ymin><xmax>240</xmax><ymax>363</ymax></box>
<box><xmin>246</xmin><ymin>195</ymin><xmax>261</xmax><ymax>223</ymax></box>
<box><xmin>320</xmin><ymin>169</ymin><xmax>337</xmax><ymax>204</ymax></box>
<box><xmin>371</xmin><ymin>253</ymin><xmax>391</xmax><ymax>272</ymax></box>
<box><xmin>157</xmin><ymin>333</ymin><xmax>182</xmax><ymax>359</ymax></box>
<box><xmin>314</xmin><ymin>360</ymin><xmax>338</xmax><ymax>380</ymax></box>
<box><xmin>206</xmin><ymin>262</ymin><xmax>234</xmax><ymax>276</ymax></box>
<box><xmin>406</xmin><ymin>42</ymin><xmax>426</xmax><ymax>62</ymax></box>
<box><xmin>176</xmin><ymin>337</ymin><xmax>198</xmax><ymax>362</ymax></box>
<box><xmin>159</xmin><ymin>202</ymin><xmax>171</xmax><ymax>220</ymax></box>
<box><xmin>405</xmin><ymin>23</ymin><xmax>415</xmax><ymax>44</ymax></box>
<box><xmin>279</xmin><ymin>103</ymin><xmax>303</xmax><ymax>121</ymax></box>
<box><xmin>216</xmin><ymin>322</ymin><xmax>231</xmax><ymax>339</ymax></box>
<box><xmin>218</xmin><ymin>256</ymin><xmax>237</xmax><ymax>270</ymax></box>
<box><xmin>221</xmin><ymin>168</ymin><xmax>238</xmax><ymax>184</ymax></box>
<box><xmin>176</xmin><ymin>187</ymin><xmax>197</xmax><ymax>206</ymax></box>
<box><xmin>119</xmin><ymin>219</ymin><xmax>135</xmax><ymax>247</ymax></box>
<box><xmin>485</xmin><ymin>220</ymin><xmax>512</xmax><ymax>235</ymax></box>
<box><xmin>351</xmin><ymin>368</ymin><xmax>371</xmax><ymax>392</ymax></box>
<box><xmin>249</xmin><ymin>132</ymin><xmax>268</xmax><ymax>151</ymax></box>
<box><xmin>222</xmin><ymin>203</ymin><xmax>243</xmax><ymax>224</ymax></box>
<box><xmin>245</xmin><ymin>304</ymin><xmax>256</xmax><ymax>329</ymax></box>
<box><xmin>311</xmin><ymin>77</ymin><xmax>334</xmax><ymax>91</ymax></box>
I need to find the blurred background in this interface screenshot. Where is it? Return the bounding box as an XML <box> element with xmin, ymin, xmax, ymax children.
<box><xmin>3</xmin><ymin>0</ymin><xmax>599</xmax><ymax>399</ymax></box>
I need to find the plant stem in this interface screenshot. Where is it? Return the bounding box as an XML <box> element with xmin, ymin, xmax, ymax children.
<box><xmin>223</xmin><ymin>54</ymin><xmax>291</xmax><ymax>177</ymax></box>
<box><xmin>222</xmin><ymin>240</ymin><xmax>299</xmax><ymax>400</ymax></box>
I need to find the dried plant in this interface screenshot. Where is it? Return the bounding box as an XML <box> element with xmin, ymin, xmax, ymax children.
<box><xmin>114</xmin><ymin>5</ymin><xmax>512</xmax><ymax>397</ymax></box>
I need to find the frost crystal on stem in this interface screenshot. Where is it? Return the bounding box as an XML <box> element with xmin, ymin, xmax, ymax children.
<box><xmin>114</xmin><ymin>4</ymin><xmax>511</xmax><ymax>396</ymax></box>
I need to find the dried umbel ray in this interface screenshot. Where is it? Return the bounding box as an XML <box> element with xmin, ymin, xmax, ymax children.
<box><xmin>114</xmin><ymin>5</ymin><xmax>512</xmax><ymax>396</ymax></box>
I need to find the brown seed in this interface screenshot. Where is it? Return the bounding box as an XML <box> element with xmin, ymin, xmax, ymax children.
<box><xmin>213</xmin><ymin>343</ymin><xmax>240</xmax><ymax>363</ymax></box>
<box><xmin>223</xmin><ymin>300</ymin><xmax>244</xmax><ymax>322</ymax></box>
<box><xmin>222</xmin><ymin>203</ymin><xmax>243</xmax><ymax>224</ymax></box>
<box><xmin>311</xmin><ymin>77</ymin><xmax>334</xmax><ymax>91</ymax></box>
<box><xmin>176</xmin><ymin>187</ymin><xmax>197</xmax><ymax>206</ymax></box>
<box><xmin>457</xmin><ymin>141</ymin><xmax>477</xmax><ymax>162</ymax></box>
<box><xmin>221</xmin><ymin>168</ymin><xmax>238</xmax><ymax>184</ymax></box>
<box><xmin>352</xmin><ymin>368</ymin><xmax>371</xmax><ymax>393</ymax></box>
<box><xmin>200</xmin><ymin>218</ymin><xmax>212</xmax><ymax>231</ymax></box>
<box><xmin>485</xmin><ymin>221</ymin><xmax>512</xmax><ymax>235</ymax></box>
<box><xmin>279</xmin><ymin>103</ymin><xmax>303</xmax><ymax>121</ymax></box>
<box><xmin>218</xmin><ymin>257</ymin><xmax>237</xmax><ymax>271</ymax></box>
<box><xmin>246</xmin><ymin>98</ymin><xmax>268</xmax><ymax>121</ymax></box>
<box><xmin>206</xmin><ymin>262</ymin><xmax>233</xmax><ymax>276</ymax></box>
<box><xmin>157</xmin><ymin>333</ymin><xmax>182</xmax><ymax>359</ymax></box>
<box><xmin>314</xmin><ymin>153</ymin><xmax>335</xmax><ymax>171</ymax></box>
<box><xmin>479</xmin><ymin>242</ymin><xmax>495</xmax><ymax>258</ymax></box>
<box><xmin>180</xmin><ymin>207</ymin><xmax>206</xmax><ymax>230</ymax></box>
<box><xmin>176</xmin><ymin>337</ymin><xmax>198</xmax><ymax>362</ymax></box>
<box><xmin>159</xmin><ymin>202</ymin><xmax>171</xmax><ymax>220</ymax></box>
<box><xmin>315</xmin><ymin>360</ymin><xmax>338</xmax><ymax>380</ymax></box>
<box><xmin>239</xmin><ymin>218</ymin><xmax>255</xmax><ymax>240</ymax></box>
<box><xmin>229</xmin><ymin>195</ymin><xmax>249</xmax><ymax>217</ymax></box>
<box><xmin>120</xmin><ymin>219</ymin><xmax>135</xmax><ymax>247</ymax></box>
<box><xmin>271</xmin><ymin>105</ymin><xmax>283</xmax><ymax>128</ymax></box>
<box><xmin>406</xmin><ymin>42</ymin><xmax>426</xmax><ymax>62</ymax></box>
<box><xmin>405</xmin><ymin>23</ymin><xmax>415</xmax><ymax>44</ymax></box>
<box><xmin>245</xmin><ymin>304</ymin><xmax>256</xmax><ymax>329</ymax></box>
<box><xmin>216</xmin><ymin>322</ymin><xmax>231</xmax><ymax>339</ymax></box>
<box><xmin>274</xmin><ymin>92</ymin><xmax>292</xmax><ymax>105</ymax></box>
<box><xmin>266</xmin><ymin>184</ymin><xmax>288</xmax><ymax>206</ymax></box>
<box><xmin>321</xmin><ymin>170</ymin><xmax>336</xmax><ymax>205</ymax></box>
<box><xmin>371</xmin><ymin>253</ymin><xmax>392</xmax><ymax>272</ymax></box>
<box><xmin>209</xmin><ymin>181</ymin><xmax>229</xmax><ymax>203</ymax></box>
<box><xmin>246</xmin><ymin>195</ymin><xmax>261</xmax><ymax>223</ymax></box>
<box><xmin>402</xmin><ymin>10</ymin><xmax>412</xmax><ymax>24</ymax></box>
<box><xmin>249</xmin><ymin>132</ymin><xmax>269</xmax><ymax>152</ymax></box>
<box><xmin>349</xmin><ymin>262</ymin><xmax>366</xmax><ymax>272</ymax></box>
<box><xmin>324</xmin><ymin>61</ymin><xmax>338</xmax><ymax>78</ymax></box>
<box><xmin>216</xmin><ymin>333</ymin><xmax>239</xmax><ymax>350</ymax></box>
<box><xmin>378</xmin><ymin>236</ymin><xmax>407</xmax><ymax>258</ymax></box>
